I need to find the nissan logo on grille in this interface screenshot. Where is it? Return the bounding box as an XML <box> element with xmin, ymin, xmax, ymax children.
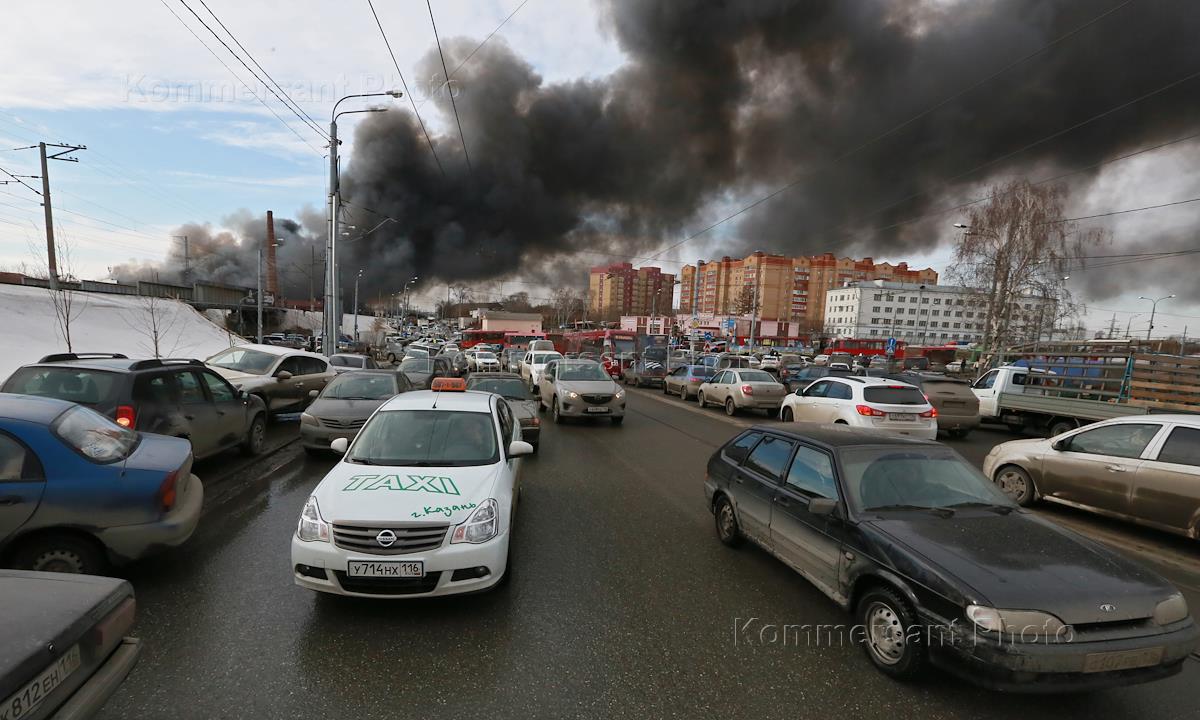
<box><xmin>376</xmin><ymin>529</ymin><xmax>398</xmax><ymax>548</ymax></box>
<box><xmin>1100</xmin><ymin>603</ymin><xmax>1117</xmax><ymax>613</ymax></box>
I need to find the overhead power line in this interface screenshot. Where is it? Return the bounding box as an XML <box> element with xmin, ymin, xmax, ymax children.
<box><xmin>156</xmin><ymin>0</ymin><xmax>324</xmax><ymax>155</ymax></box>
<box><xmin>414</xmin><ymin>0</ymin><xmax>532</xmax><ymax>112</ymax></box>
<box><xmin>176</xmin><ymin>0</ymin><xmax>329</xmax><ymax>140</ymax></box>
<box><xmin>195</xmin><ymin>0</ymin><xmax>326</xmax><ymax>137</ymax></box>
<box><xmin>365</xmin><ymin>0</ymin><xmax>446</xmax><ymax>177</ymax></box>
<box><xmin>426</xmin><ymin>0</ymin><xmax>472</xmax><ymax>171</ymax></box>
<box><xmin>640</xmin><ymin>0</ymin><xmax>1142</xmax><ymax>262</ymax></box>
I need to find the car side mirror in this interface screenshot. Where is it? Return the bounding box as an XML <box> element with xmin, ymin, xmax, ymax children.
<box><xmin>330</xmin><ymin>437</ymin><xmax>349</xmax><ymax>454</ymax></box>
<box><xmin>1051</xmin><ymin>438</ymin><xmax>1068</xmax><ymax>451</ymax></box>
<box><xmin>276</xmin><ymin>370</ymin><xmax>293</xmax><ymax>381</ymax></box>
<box><xmin>308</xmin><ymin>389</ymin><xmax>319</xmax><ymax>399</ymax></box>
<box><xmin>808</xmin><ymin>498</ymin><xmax>838</xmax><ymax>516</ymax></box>
<box><xmin>508</xmin><ymin>440</ymin><xmax>534</xmax><ymax>457</ymax></box>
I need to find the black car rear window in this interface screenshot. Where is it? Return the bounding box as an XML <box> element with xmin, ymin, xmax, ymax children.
<box><xmin>863</xmin><ymin>386</ymin><xmax>927</xmax><ymax>405</ymax></box>
<box><xmin>3</xmin><ymin>367</ymin><xmax>122</xmax><ymax>407</ymax></box>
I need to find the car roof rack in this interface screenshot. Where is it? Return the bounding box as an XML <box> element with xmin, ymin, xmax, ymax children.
<box><xmin>38</xmin><ymin>352</ymin><xmax>129</xmax><ymax>363</ymax></box>
<box><xmin>128</xmin><ymin>358</ymin><xmax>205</xmax><ymax>371</ymax></box>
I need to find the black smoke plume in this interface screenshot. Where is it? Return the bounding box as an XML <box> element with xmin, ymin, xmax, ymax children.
<box><xmin>339</xmin><ymin>0</ymin><xmax>1200</xmax><ymax>300</ymax></box>
<box><xmin>131</xmin><ymin>0</ymin><xmax>1200</xmax><ymax>303</ymax></box>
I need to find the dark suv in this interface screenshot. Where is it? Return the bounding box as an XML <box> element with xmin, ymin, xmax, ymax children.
<box><xmin>1</xmin><ymin>353</ymin><xmax>268</xmax><ymax>460</ymax></box>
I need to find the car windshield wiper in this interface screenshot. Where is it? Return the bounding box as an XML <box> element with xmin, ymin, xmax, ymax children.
<box><xmin>946</xmin><ymin>501</ymin><xmax>1015</xmax><ymax>515</ymax></box>
<box><xmin>865</xmin><ymin>504</ymin><xmax>955</xmax><ymax>518</ymax></box>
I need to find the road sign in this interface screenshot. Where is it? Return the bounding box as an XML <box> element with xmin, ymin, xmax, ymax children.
<box><xmin>886</xmin><ymin>337</ymin><xmax>897</xmax><ymax>356</ymax></box>
<box><xmin>724</xmin><ymin>318</ymin><xmax>736</xmax><ymax>330</ymax></box>
<box><xmin>703</xmin><ymin>332</ymin><xmax>713</xmax><ymax>341</ymax></box>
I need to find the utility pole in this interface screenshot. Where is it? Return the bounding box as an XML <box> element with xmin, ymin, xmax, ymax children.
<box><xmin>256</xmin><ymin>247</ymin><xmax>264</xmax><ymax>344</ymax></box>
<box><xmin>324</xmin><ymin>119</ymin><xmax>339</xmax><ymax>357</ymax></box>
<box><xmin>1107</xmin><ymin>313</ymin><xmax>1117</xmax><ymax>340</ymax></box>
<box><xmin>749</xmin><ymin>265</ymin><xmax>759</xmax><ymax>352</ymax></box>
<box><xmin>309</xmin><ymin>245</ymin><xmax>317</xmax><ymax>311</ymax></box>
<box><xmin>173</xmin><ymin>235</ymin><xmax>189</xmax><ymax>284</ymax></box>
<box><xmin>36</xmin><ymin>142</ymin><xmax>86</xmax><ymax>289</ymax></box>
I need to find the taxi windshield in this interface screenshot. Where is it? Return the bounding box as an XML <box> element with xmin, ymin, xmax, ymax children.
<box><xmin>348</xmin><ymin>410</ymin><xmax>499</xmax><ymax>467</ymax></box>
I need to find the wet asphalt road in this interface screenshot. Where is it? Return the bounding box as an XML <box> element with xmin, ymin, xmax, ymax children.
<box><xmin>98</xmin><ymin>389</ymin><xmax>1200</xmax><ymax>719</ymax></box>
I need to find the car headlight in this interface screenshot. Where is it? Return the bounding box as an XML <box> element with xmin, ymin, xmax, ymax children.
<box><xmin>966</xmin><ymin>604</ymin><xmax>1068</xmax><ymax>640</ymax></box>
<box><xmin>1154</xmin><ymin>594</ymin><xmax>1189</xmax><ymax>626</ymax></box>
<box><xmin>296</xmin><ymin>496</ymin><xmax>330</xmax><ymax>542</ymax></box>
<box><xmin>566</xmin><ymin>391</ymin><xmax>579</xmax><ymax>399</ymax></box>
<box><xmin>615</xmin><ymin>390</ymin><xmax>625</xmax><ymax>400</ymax></box>
<box><xmin>300</xmin><ymin>412</ymin><xmax>317</xmax><ymax>426</ymax></box>
<box><xmin>451</xmin><ymin>498</ymin><xmax>499</xmax><ymax>544</ymax></box>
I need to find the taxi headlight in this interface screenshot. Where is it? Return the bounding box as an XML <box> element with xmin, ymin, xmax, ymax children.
<box><xmin>966</xmin><ymin>604</ymin><xmax>1068</xmax><ymax>640</ymax></box>
<box><xmin>451</xmin><ymin>498</ymin><xmax>499</xmax><ymax>544</ymax></box>
<box><xmin>300</xmin><ymin>412</ymin><xmax>318</xmax><ymax>426</ymax></box>
<box><xmin>297</xmin><ymin>496</ymin><xmax>330</xmax><ymax>542</ymax></box>
<box><xmin>1154</xmin><ymin>594</ymin><xmax>1189</xmax><ymax>626</ymax></box>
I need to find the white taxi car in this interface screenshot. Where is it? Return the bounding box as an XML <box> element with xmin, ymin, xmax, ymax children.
<box><xmin>290</xmin><ymin>377</ymin><xmax>533</xmax><ymax>598</ymax></box>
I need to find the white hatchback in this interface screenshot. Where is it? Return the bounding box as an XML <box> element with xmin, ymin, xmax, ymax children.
<box><xmin>290</xmin><ymin>379</ymin><xmax>533</xmax><ymax>598</ymax></box>
<box><xmin>780</xmin><ymin>376</ymin><xmax>937</xmax><ymax>439</ymax></box>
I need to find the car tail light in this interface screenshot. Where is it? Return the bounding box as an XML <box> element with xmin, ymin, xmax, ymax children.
<box><xmin>856</xmin><ymin>404</ymin><xmax>886</xmax><ymax>417</ymax></box>
<box><xmin>115</xmin><ymin>405</ymin><xmax>136</xmax><ymax>428</ymax></box>
<box><xmin>158</xmin><ymin>469</ymin><xmax>179</xmax><ymax>513</ymax></box>
<box><xmin>741</xmin><ymin>384</ymin><xmax>753</xmax><ymax>395</ymax></box>
<box><xmin>920</xmin><ymin>407</ymin><xmax>938</xmax><ymax>418</ymax></box>
<box><xmin>90</xmin><ymin>597</ymin><xmax>136</xmax><ymax>650</ymax></box>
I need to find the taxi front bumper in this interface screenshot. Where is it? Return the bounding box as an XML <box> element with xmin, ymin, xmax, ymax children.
<box><xmin>290</xmin><ymin>529</ymin><xmax>509</xmax><ymax>598</ymax></box>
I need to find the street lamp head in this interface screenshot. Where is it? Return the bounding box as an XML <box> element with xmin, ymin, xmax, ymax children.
<box><xmin>1138</xmin><ymin>296</ymin><xmax>1148</xmax><ymax>300</ymax></box>
<box><xmin>386</xmin><ymin>90</ymin><xmax>404</xmax><ymax>98</ymax></box>
<box><xmin>1168</xmin><ymin>294</ymin><xmax>1176</xmax><ymax>299</ymax></box>
<box><xmin>953</xmin><ymin>223</ymin><xmax>969</xmax><ymax>229</ymax></box>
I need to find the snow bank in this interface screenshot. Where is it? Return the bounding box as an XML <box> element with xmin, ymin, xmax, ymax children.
<box><xmin>0</xmin><ymin>284</ymin><xmax>242</xmax><ymax>382</ymax></box>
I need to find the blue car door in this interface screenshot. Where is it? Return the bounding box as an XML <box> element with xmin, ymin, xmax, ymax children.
<box><xmin>0</xmin><ymin>429</ymin><xmax>46</xmax><ymax>545</ymax></box>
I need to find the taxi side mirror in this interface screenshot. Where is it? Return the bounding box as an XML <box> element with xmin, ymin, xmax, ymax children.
<box><xmin>330</xmin><ymin>437</ymin><xmax>349</xmax><ymax>454</ymax></box>
<box><xmin>508</xmin><ymin>440</ymin><xmax>534</xmax><ymax>457</ymax></box>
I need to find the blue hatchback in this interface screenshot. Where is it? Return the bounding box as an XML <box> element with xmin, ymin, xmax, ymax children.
<box><xmin>0</xmin><ymin>394</ymin><xmax>203</xmax><ymax>574</ymax></box>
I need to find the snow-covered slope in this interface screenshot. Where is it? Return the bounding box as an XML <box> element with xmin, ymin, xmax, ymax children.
<box><xmin>0</xmin><ymin>284</ymin><xmax>242</xmax><ymax>382</ymax></box>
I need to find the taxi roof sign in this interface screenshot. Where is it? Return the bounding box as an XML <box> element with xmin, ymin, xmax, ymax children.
<box><xmin>431</xmin><ymin>377</ymin><xmax>467</xmax><ymax>392</ymax></box>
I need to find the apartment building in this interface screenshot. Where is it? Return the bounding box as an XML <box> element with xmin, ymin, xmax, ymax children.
<box><xmin>587</xmin><ymin>262</ymin><xmax>676</xmax><ymax>318</ymax></box>
<box><xmin>823</xmin><ymin>280</ymin><xmax>1057</xmax><ymax>345</ymax></box>
<box><xmin>679</xmin><ymin>252</ymin><xmax>938</xmax><ymax>328</ymax></box>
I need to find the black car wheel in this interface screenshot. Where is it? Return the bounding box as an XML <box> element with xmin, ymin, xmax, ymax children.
<box><xmin>241</xmin><ymin>414</ymin><xmax>266</xmax><ymax>456</ymax></box>
<box><xmin>14</xmin><ymin>533</ymin><xmax>107</xmax><ymax>575</ymax></box>
<box><xmin>858</xmin><ymin>588</ymin><xmax>925</xmax><ymax>679</ymax></box>
<box><xmin>782</xmin><ymin>406</ymin><xmax>794</xmax><ymax>422</ymax></box>
<box><xmin>714</xmin><ymin>496</ymin><xmax>742</xmax><ymax>547</ymax></box>
<box><xmin>662</xmin><ymin>381</ymin><xmax>669</xmax><ymax>395</ymax></box>
<box><xmin>697</xmin><ymin>391</ymin><xmax>706</xmax><ymax>407</ymax></box>
<box><xmin>725</xmin><ymin>397</ymin><xmax>737</xmax><ymax>416</ymax></box>
<box><xmin>1048</xmin><ymin>418</ymin><xmax>1076</xmax><ymax>438</ymax></box>
<box><xmin>552</xmin><ymin>397</ymin><xmax>563</xmax><ymax>424</ymax></box>
<box><xmin>995</xmin><ymin>465</ymin><xmax>1037</xmax><ymax>506</ymax></box>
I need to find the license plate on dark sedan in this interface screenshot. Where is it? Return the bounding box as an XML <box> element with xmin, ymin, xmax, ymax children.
<box><xmin>347</xmin><ymin>560</ymin><xmax>424</xmax><ymax>578</ymax></box>
<box><xmin>1082</xmin><ymin>647</ymin><xmax>1164</xmax><ymax>673</ymax></box>
<box><xmin>2</xmin><ymin>645</ymin><xmax>80</xmax><ymax>720</ymax></box>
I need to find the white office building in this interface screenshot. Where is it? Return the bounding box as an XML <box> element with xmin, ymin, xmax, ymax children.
<box><xmin>823</xmin><ymin>280</ymin><xmax>1057</xmax><ymax>346</ymax></box>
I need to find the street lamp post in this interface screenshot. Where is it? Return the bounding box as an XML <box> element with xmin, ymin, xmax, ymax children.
<box><xmin>352</xmin><ymin>269</ymin><xmax>363</xmax><ymax>345</ymax></box>
<box><xmin>1124</xmin><ymin>313</ymin><xmax>1142</xmax><ymax>339</ymax></box>
<box><xmin>1138</xmin><ymin>294</ymin><xmax>1175</xmax><ymax>341</ymax></box>
<box><xmin>325</xmin><ymin>91</ymin><xmax>402</xmax><ymax>357</ymax></box>
<box><xmin>401</xmin><ymin>276</ymin><xmax>419</xmax><ymax>325</ymax></box>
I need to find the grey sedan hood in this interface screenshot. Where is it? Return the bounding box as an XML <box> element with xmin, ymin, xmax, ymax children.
<box><xmin>307</xmin><ymin>397</ymin><xmax>387</xmax><ymax>420</ymax></box>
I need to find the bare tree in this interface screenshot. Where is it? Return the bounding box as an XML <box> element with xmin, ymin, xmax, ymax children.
<box><xmin>551</xmin><ymin>288</ymin><xmax>585</xmax><ymax>328</ymax></box>
<box><xmin>124</xmin><ymin>294</ymin><xmax>184</xmax><ymax>358</ymax></box>
<box><xmin>948</xmin><ymin>179</ymin><xmax>1102</xmax><ymax>353</ymax></box>
<box><xmin>31</xmin><ymin>235</ymin><xmax>88</xmax><ymax>353</ymax></box>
